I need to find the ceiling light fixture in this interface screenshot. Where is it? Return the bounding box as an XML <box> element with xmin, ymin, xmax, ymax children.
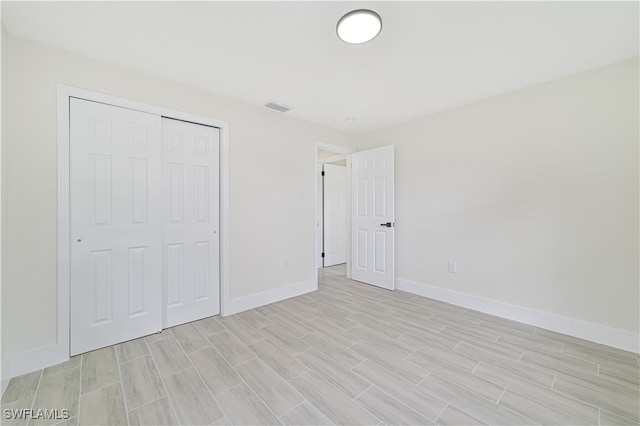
<box><xmin>336</xmin><ymin>9</ymin><xmax>382</xmax><ymax>44</ymax></box>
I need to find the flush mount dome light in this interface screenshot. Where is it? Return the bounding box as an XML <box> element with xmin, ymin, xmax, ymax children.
<box><xmin>337</xmin><ymin>9</ymin><xmax>382</xmax><ymax>44</ymax></box>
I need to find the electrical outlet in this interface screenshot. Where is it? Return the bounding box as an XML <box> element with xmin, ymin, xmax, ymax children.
<box><xmin>448</xmin><ymin>261</ymin><xmax>457</xmax><ymax>274</ymax></box>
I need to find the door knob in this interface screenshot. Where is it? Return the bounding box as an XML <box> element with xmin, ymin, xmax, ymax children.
<box><xmin>380</xmin><ymin>222</ymin><xmax>392</xmax><ymax>227</ymax></box>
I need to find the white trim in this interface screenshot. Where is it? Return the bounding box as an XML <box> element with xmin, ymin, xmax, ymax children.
<box><xmin>55</xmin><ymin>84</ymin><xmax>230</xmax><ymax>363</ymax></box>
<box><xmin>225</xmin><ymin>279</ymin><xmax>317</xmax><ymax>316</ymax></box>
<box><xmin>56</xmin><ymin>86</ymin><xmax>71</xmax><ymax>373</ymax></box>
<box><xmin>316</xmin><ymin>143</ymin><xmax>351</xmax><ymax>156</ymax></box>
<box><xmin>219</xmin><ymin>125</ymin><xmax>230</xmax><ymax>315</ymax></box>
<box><xmin>397</xmin><ymin>277</ymin><xmax>640</xmax><ymax>354</ymax></box>
<box><xmin>319</xmin><ymin>154</ymin><xmax>347</xmax><ymax>164</ymax></box>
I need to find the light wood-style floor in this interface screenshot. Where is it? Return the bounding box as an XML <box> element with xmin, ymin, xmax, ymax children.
<box><xmin>2</xmin><ymin>265</ymin><xmax>639</xmax><ymax>425</ymax></box>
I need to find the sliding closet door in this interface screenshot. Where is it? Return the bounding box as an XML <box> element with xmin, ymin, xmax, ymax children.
<box><xmin>162</xmin><ymin>118</ymin><xmax>220</xmax><ymax>328</ymax></box>
<box><xmin>70</xmin><ymin>98</ymin><xmax>163</xmax><ymax>355</ymax></box>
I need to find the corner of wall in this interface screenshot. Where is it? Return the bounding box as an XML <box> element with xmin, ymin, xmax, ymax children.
<box><xmin>224</xmin><ymin>278</ymin><xmax>317</xmax><ymax>316</ymax></box>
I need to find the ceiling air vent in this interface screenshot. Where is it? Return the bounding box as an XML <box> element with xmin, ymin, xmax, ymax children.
<box><xmin>264</xmin><ymin>101</ymin><xmax>292</xmax><ymax>113</ymax></box>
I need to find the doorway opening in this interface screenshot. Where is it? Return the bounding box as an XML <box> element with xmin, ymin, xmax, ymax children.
<box><xmin>315</xmin><ymin>144</ymin><xmax>351</xmax><ymax>281</ymax></box>
<box><xmin>314</xmin><ymin>143</ymin><xmax>396</xmax><ymax>290</ymax></box>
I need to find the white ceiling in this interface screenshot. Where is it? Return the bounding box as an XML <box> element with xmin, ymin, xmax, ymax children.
<box><xmin>2</xmin><ymin>1</ymin><xmax>638</xmax><ymax>134</ymax></box>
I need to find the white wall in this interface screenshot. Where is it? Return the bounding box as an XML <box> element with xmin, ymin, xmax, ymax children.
<box><xmin>356</xmin><ymin>58</ymin><xmax>639</xmax><ymax>342</ymax></box>
<box><xmin>2</xmin><ymin>34</ymin><xmax>353</xmax><ymax>361</ymax></box>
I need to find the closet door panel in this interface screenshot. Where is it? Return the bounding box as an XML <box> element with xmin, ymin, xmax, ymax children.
<box><xmin>162</xmin><ymin>118</ymin><xmax>220</xmax><ymax>327</ymax></box>
<box><xmin>70</xmin><ymin>98</ymin><xmax>162</xmax><ymax>355</ymax></box>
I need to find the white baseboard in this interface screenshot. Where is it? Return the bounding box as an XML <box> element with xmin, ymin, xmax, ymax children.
<box><xmin>224</xmin><ymin>278</ymin><xmax>317</xmax><ymax>316</ymax></box>
<box><xmin>396</xmin><ymin>278</ymin><xmax>639</xmax><ymax>354</ymax></box>
<box><xmin>1</xmin><ymin>343</ymin><xmax>69</xmax><ymax>397</ymax></box>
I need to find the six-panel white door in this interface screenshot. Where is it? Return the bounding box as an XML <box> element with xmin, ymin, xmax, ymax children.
<box><xmin>323</xmin><ymin>163</ymin><xmax>347</xmax><ymax>266</ymax></box>
<box><xmin>70</xmin><ymin>98</ymin><xmax>163</xmax><ymax>355</ymax></box>
<box><xmin>162</xmin><ymin>118</ymin><xmax>220</xmax><ymax>328</ymax></box>
<box><xmin>351</xmin><ymin>146</ymin><xmax>395</xmax><ymax>290</ymax></box>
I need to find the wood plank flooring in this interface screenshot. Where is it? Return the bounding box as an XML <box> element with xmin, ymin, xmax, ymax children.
<box><xmin>2</xmin><ymin>265</ymin><xmax>639</xmax><ymax>425</ymax></box>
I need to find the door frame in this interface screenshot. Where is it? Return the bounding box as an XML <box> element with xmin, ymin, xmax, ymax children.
<box><xmin>57</xmin><ymin>84</ymin><xmax>230</xmax><ymax>358</ymax></box>
<box><xmin>315</xmin><ymin>143</ymin><xmax>352</xmax><ymax>281</ymax></box>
